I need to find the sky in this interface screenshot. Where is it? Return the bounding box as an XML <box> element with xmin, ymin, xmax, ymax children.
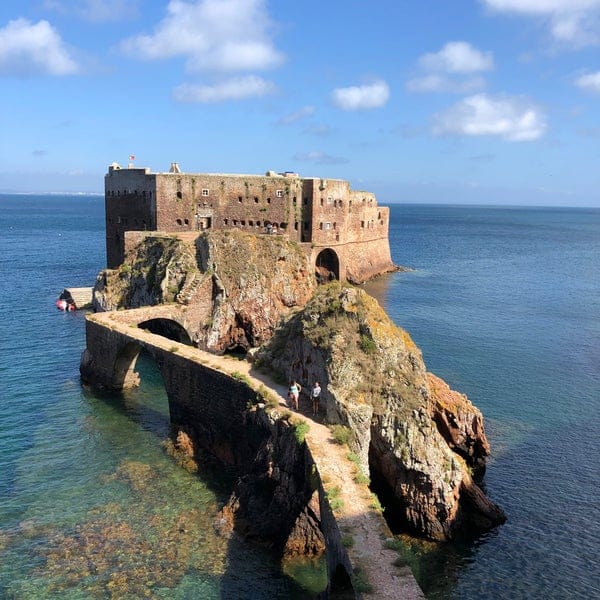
<box><xmin>0</xmin><ymin>0</ymin><xmax>599</xmax><ymax>206</ymax></box>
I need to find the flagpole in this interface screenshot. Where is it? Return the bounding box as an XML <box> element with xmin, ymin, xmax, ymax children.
<box><xmin>128</xmin><ymin>154</ymin><xmax>135</xmax><ymax>168</ymax></box>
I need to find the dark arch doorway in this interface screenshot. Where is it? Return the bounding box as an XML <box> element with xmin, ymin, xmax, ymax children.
<box><xmin>315</xmin><ymin>248</ymin><xmax>340</xmax><ymax>283</ymax></box>
<box><xmin>138</xmin><ymin>318</ymin><xmax>193</xmax><ymax>345</ymax></box>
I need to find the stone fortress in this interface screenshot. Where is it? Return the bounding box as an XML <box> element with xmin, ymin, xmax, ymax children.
<box><xmin>82</xmin><ymin>161</ymin><xmax>505</xmax><ymax>598</ymax></box>
<box><xmin>105</xmin><ymin>162</ymin><xmax>397</xmax><ymax>282</ymax></box>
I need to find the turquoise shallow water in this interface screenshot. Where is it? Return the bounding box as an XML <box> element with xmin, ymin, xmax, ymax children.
<box><xmin>366</xmin><ymin>205</ymin><xmax>600</xmax><ymax>599</ymax></box>
<box><xmin>1</xmin><ymin>196</ymin><xmax>598</xmax><ymax>599</ymax></box>
<box><xmin>0</xmin><ymin>195</ymin><xmax>323</xmax><ymax>599</ymax></box>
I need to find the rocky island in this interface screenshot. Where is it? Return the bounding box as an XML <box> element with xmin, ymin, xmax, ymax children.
<box><xmin>80</xmin><ymin>164</ymin><xmax>505</xmax><ymax>598</ymax></box>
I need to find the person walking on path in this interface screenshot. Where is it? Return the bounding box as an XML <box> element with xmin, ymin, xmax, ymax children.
<box><xmin>288</xmin><ymin>380</ymin><xmax>301</xmax><ymax>410</ymax></box>
<box><xmin>311</xmin><ymin>381</ymin><xmax>321</xmax><ymax>416</ymax></box>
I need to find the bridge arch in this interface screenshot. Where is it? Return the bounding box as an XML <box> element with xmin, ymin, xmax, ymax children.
<box><xmin>138</xmin><ymin>318</ymin><xmax>193</xmax><ymax>345</ymax></box>
<box><xmin>113</xmin><ymin>341</ymin><xmax>143</xmax><ymax>389</ymax></box>
<box><xmin>315</xmin><ymin>248</ymin><xmax>340</xmax><ymax>282</ymax></box>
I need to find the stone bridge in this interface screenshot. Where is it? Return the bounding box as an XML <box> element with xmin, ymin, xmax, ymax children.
<box><xmin>80</xmin><ymin>309</ymin><xmax>424</xmax><ymax>600</ymax></box>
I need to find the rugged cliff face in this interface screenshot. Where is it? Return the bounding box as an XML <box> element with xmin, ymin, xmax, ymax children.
<box><xmin>93</xmin><ymin>231</ymin><xmax>315</xmax><ymax>353</ymax></box>
<box><xmin>91</xmin><ymin>231</ymin><xmax>504</xmax><ymax>542</ymax></box>
<box><xmin>94</xmin><ymin>235</ymin><xmax>199</xmax><ymax>310</ymax></box>
<box><xmin>257</xmin><ymin>283</ymin><xmax>505</xmax><ymax>541</ymax></box>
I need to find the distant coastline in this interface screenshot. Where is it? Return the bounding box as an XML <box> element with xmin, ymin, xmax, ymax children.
<box><xmin>1</xmin><ymin>192</ymin><xmax>598</xmax><ymax>209</ymax></box>
<box><xmin>0</xmin><ymin>191</ymin><xmax>103</xmax><ymax>197</ymax></box>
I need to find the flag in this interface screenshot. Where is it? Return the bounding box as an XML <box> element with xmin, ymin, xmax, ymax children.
<box><xmin>129</xmin><ymin>154</ymin><xmax>135</xmax><ymax>161</ymax></box>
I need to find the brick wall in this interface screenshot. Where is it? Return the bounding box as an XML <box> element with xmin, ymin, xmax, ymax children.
<box><xmin>104</xmin><ymin>166</ymin><xmax>394</xmax><ymax>280</ymax></box>
<box><xmin>105</xmin><ymin>167</ymin><xmax>157</xmax><ymax>268</ymax></box>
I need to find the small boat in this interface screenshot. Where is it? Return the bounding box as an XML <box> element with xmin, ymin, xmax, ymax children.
<box><xmin>55</xmin><ymin>298</ymin><xmax>76</xmax><ymax>311</ymax></box>
<box><xmin>55</xmin><ymin>287</ymin><xmax>92</xmax><ymax>311</ymax></box>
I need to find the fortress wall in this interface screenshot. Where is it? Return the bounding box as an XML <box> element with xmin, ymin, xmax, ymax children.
<box><xmin>310</xmin><ymin>179</ymin><xmax>350</xmax><ymax>245</ymax></box>
<box><xmin>163</xmin><ymin>353</ymin><xmax>266</xmax><ymax>466</ymax></box>
<box><xmin>346</xmin><ymin>192</ymin><xmax>389</xmax><ymax>243</ymax></box>
<box><xmin>310</xmin><ymin>185</ymin><xmax>389</xmax><ymax>247</ymax></box>
<box><xmin>80</xmin><ymin>319</ymin><xmax>124</xmax><ymax>387</ymax></box>
<box><xmin>154</xmin><ymin>173</ymin><xmax>306</xmax><ymax>240</ymax></box>
<box><xmin>105</xmin><ymin>169</ymin><xmax>157</xmax><ymax>268</ymax></box>
<box><xmin>338</xmin><ymin>237</ymin><xmax>396</xmax><ymax>284</ymax></box>
<box><xmin>104</xmin><ymin>166</ymin><xmax>395</xmax><ymax>282</ymax></box>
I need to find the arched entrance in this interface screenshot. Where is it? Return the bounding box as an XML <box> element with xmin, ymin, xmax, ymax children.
<box><xmin>112</xmin><ymin>341</ymin><xmax>143</xmax><ymax>388</ymax></box>
<box><xmin>138</xmin><ymin>318</ymin><xmax>193</xmax><ymax>345</ymax></box>
<box><xmin>110</xmin><ymin>342</ymin><xmax>172</xmax><ymax>435</ymax></box>
<box><xmin>315</xmin><ymin>248</ymin><xmax>340</xmax><ymax>283</ymax></box>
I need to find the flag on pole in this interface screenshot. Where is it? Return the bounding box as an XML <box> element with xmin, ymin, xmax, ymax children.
<box><xmin>129</xmin><ymin>154</ymin><xmax>135</xmax><ymax>161</ymax></box>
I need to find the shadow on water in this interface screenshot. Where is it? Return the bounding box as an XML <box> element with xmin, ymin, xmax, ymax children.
<box><xmin>78</xmin><ymin>350</ymin><xmax>325</xmax><ymax>599</ymax></box>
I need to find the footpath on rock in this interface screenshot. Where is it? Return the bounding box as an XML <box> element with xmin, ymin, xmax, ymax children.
<box><xmin>223</xmin><ymin>355</ymin><xmax>424</xmax><ymax>600</ymax></box>
<box><xmin>87</xmin><ymin>310</ymin><xmax>424</xmax><ymax>599</ymax></box>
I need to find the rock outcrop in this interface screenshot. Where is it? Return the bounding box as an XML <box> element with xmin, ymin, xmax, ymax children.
<box><xmin>92</xmin><ymin>231</ymin><xmax>315</xmax><ymax>353</ymax></box>
<box><xmin>93</xmin><ymin>235</ymin><xmax>199</xmax><ymax>310</ymax></box>
<box><xmin>257</xmin><ymin>283</ymin><xmax>505</xmax><ymax>541</ymax></box>
<box><xmin>428</xmin><ymin>373</ymin><xmax>490</xmax><ymax>477</ymax></box>
<box><xmin>89</xmin><ymin>231</ymin><xmax>504</xmax><ymax>542</ymax></box>
<box><xmin>217</xmin><ymin>411</ymin><xmax>326</xmax><ymax>558</ymax></box>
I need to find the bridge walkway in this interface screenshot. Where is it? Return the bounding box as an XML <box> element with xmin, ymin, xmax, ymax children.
<box><xmin>88</xmin><ymin>312</ymin><xmax>424</xmax><ymax>599</ymax></box>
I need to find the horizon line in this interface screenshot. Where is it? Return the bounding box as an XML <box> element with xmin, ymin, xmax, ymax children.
<box><xmin>0</xmin><ymin>191</ymin><xmax>598</xmax><ymax>209</ymax></box>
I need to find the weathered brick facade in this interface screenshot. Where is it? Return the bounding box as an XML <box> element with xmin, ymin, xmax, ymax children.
<box><xmin>105</xmin><ymin>163</ymin><xmax>396</xmax><ymax>282</ymax></box>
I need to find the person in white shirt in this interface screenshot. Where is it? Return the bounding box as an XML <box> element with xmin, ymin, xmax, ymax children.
<box><xmin>311</xmin><ymin>381</ymin><xmax>321</xmax><ymax>416</ymax></box>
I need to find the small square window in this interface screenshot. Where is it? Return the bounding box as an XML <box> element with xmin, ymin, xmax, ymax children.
<box><xmin>276</xmin><ymin>190</ymin><xmax>284</xmax><ymax>197</ymax></box>
<box><xmin>325</xmin><ymin>222</ymin><xmax>331</xmax><ymax>230</ymax></box>
<box><xmin>202</xmin><ymin>189</ymin><xmax>209</xmax><ymax>196</ymax></box>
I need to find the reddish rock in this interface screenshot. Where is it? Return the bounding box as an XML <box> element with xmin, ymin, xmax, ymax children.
<box><xmin>283</xmin><ymin>491</ymin><xmax>326</xmax><ymax>558</ymax></box>
<box><xmin>259</xmin><ymin>285</ymin><xmax>506</xmax><ymax>541</ymax></box>
<box><xmin>427</xmin><ymin>373</ymin><xmax>490</xmax><ymax>475</ymax></box>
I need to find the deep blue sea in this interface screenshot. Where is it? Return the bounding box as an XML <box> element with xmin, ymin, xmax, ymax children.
<box><xmin>0</xmin><ymin>195</ymin><xmax>598</xmax><ymax>599</ymax></box>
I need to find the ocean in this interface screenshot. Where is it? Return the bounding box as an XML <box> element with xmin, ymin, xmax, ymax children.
<box><xmin>0</xmin><ymin>195</ymin><xmax>598</xmax><ymax>599</ymax></box>
<box><xmin>366</xmin><ymin>204</ymin><xmax>600</xmax><ymax>599</ymax></box>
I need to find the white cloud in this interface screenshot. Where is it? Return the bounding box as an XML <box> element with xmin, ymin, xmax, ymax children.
<box><xmin>482</xmin><ymin>0</ymin><xmax>600</xmax><ymax>45</ymax></box>
<box><xmin>0</xmin><ymin>18</ymin><xmax>79</xmax><ymax>76</ymax></box>
<box><xmin>575</xmin><ymin>70</ymin><xmax>600</xmax><ymax>92</ymax></box>
<box><xmin>406</xmin><ymin>74</ymin><xmax>486</xmax><ymax>94</ymax></box>
<box><xmin>331</xmin><ymin>80</ymin><xmax>390</xmax><ymax>110</ymax></box>
<box><xmin>408</xmin><ymin>42</ymin><xmax>492</xmax><ymax>95</ymax></box>
<box><xmin>44</xmin><ymin>0</ymin><xmax>140</xmax><ymax>22</ymax></box>
<box><xmin>279</xmin><ymin>106</ymin><xmax>315</xmax><ymax>125</ymax></box>
<box><xmin>172</xmin><ymin>75</ymin><xmax>275</xmax><ymax>102</ymax></box>
<box><xmin>293</xmin><ymin>151</ymin><xmax>348</xmax><ymax>165</ymax></box>
<box><xmin>121</xmin><ymin>0</ymin><xmax>283</xmax><ymax>72</ymax></box>
<box><xmin>483</xmin><ymin>0</ymin><xmax>600</xmax><ymax>14</ymax></box>
<box><xmin>433</xmin><ymin>93</ymin><xmax>547</xmax><ymax>141</ymax></box>
<box><xmin>419</xmin><ymin>41</ymin><xmax>494</xmax><ymax>73</ymax></box>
